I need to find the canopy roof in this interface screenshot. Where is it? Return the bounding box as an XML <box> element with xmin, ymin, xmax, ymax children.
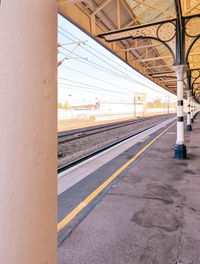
<box><xmin>58</xmin><ymin>0</ymin><xmax>200</xmax><ymax>102</ymax></box>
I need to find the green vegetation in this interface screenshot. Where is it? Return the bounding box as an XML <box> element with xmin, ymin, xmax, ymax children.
<box><xmin>147</xmin><ymin>99</ymin><xmax>176</xmax><ymax>109</ymax></box>
<box><xmin>58</xmin><ymin>101</ymin><xmax>70</xmax><ymax>110</ymax></box>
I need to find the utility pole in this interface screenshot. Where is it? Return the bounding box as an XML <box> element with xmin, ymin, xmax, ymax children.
<box><xmin>134</xmin><ymin>95</ymin><xmax>136</xmax><ymax>118</ymax></box>
<box><xmin>168</xmin><ymin>95</ymin><xmax>169</xmax><ymax>114</ymax></box>
<box><xmin>57</xmin><ymin>40</ymin><xmax>87</xmax><ymax>67</ymax></box>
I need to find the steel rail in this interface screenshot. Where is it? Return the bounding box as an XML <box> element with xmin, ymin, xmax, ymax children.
<box><xmin>57</xmin><ymin>115</ymin><xmax>174</xmax><ymax>173</ymax></box>
<box><xmin>58</xmin><ymin>114</ymin><xmax>171</xmax><ymax>144</ymax></box>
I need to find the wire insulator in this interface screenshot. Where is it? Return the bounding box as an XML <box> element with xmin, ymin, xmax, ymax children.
<box><xmin>57</xmin><ymin>61</ymin><xmax>62</xmax><ymax>67</ymax></box>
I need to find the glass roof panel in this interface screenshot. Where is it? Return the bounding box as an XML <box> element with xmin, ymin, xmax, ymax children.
<box><xmin>125</xmin><ymin>0</ymin><xmax>176</xmax><ymax>25</ymax></box>
<box><xmin>181</xmin><ymin>0</ymin><xmax>200</xmax><ymax>17</ymax></box>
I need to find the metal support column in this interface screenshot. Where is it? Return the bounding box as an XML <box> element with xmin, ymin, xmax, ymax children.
<box><xmin>191</xmin><ymin>96</ymin><xmax>194</xmax><ymax>122</ymax></box>
<box><xmin>174</xmin><ymin>65</ymin><xmax>187</xmax><ymax>159</ymax></box>
<box><xmin>97</xmin><ymin>0</ymin><xmax>200</xmax><ymax>160</ymax></box>
<box><xmin>186</xmin><ymin>70</ymin><xmax>192</xmax><ymax>131</ymax></box>
<box><xmin>186</xmin><ymin>90</ymin><xmax>192</xmax><ymax>131</ymax></box>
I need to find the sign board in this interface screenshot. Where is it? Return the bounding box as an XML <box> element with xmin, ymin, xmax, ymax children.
<box><xmin>134</xmin><ymin>93</ymin><xmax>147</xmax><ymax>104</ymax></box>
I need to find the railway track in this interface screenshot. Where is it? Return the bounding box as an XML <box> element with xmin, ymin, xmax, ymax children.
<box><xmin>58</xmin><ymin>115</ymin><xmax>168</xmax><ymax>144</ymax></box>
<box><xmin>58</xmin><ymin>114</ymin><xmax>175</xmax><ymax>173</ymax></box>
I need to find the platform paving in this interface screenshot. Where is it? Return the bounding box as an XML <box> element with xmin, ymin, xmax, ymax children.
<box><xmin>58</xmin><ymin>114</ymin><xmax>200</xmax><ymax>264</ymax></box>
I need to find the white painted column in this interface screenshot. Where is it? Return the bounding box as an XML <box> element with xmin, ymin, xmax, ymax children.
<box><xmin>186</xmin><ymin>90</ymin><xmax>192</xmax><ymax>131</ymax></box>
<box><xmin>191</xmin><ymin>96</ymin><xmax>194</xmax><ymax>122</ymax></box>
<box><xmin>193</xmin><ymin>98</ymin><xmax>196</xmax><ymax>118</ymax></box>
<box><xmin>193</xmin><ymin>99</ymin><xmax>195</xmax><ymax>118</ymax></box>
<box><xmin>195</xmin><ymin>101</ymin><xmax>199</xmax><ymax>116</ymax></box>
<box><xmin>174</xmin><ymin>65</ymin><xmax>187</xmax><ymax>159</ymax></box>
<box><xmin>0</xmin><ymin>1</ymin><xmax>57</xmax><ymax>264</ymax></box>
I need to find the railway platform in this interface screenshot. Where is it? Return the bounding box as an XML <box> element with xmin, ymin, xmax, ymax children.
<box><xmin>58</xmin><ymin>113</ymin><xmax>200</xmax><ymax>264</ymax></box>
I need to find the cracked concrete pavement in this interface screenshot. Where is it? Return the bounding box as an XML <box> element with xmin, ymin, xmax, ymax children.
<box><xmin>58</xmin><ymin>115</ymin><xmax>200</xmax><ymax>264</ymax></box>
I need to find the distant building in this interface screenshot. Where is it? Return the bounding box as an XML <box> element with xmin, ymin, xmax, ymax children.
<box><xmin>134</xmin><ymin>93</ymin><xmax>147</xmax><ymax>104</ymax></box>
<box><xmin>134</xmin><ymin>93</ymin><xmax>147</xmax><ymax>113</ymax></box>
<box><xmin>70</xmin><ymin>104</ymin><xmax>98</xmax><ymax>110</ymax></box>
<box><xmin>97</xmin><ymin>102</ymin><xmax>135</xmax><ymax>113</ymax></box>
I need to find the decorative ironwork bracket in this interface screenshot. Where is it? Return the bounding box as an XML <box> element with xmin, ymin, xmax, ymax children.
<box><xmin>185</xmin><ymin>15</ymin><xmax>200</xmax><ymax>61</ymax></box>
<box><xmin>98</xmin><ymin>19</ymin><xmax>177</xmax><ymax>62</ymax></box>
<box><xmin>98</xmin><ymin>0</ymin><xmax>200</xmax><ymax>103</ymax></box>
<box><xmin>186</xmin><ymin>68</ymin><xmax>200</xmax><ymax>102</ymax></box>
<box><xmin>98</xmin><ymin>15</ymin><xmax>200</xmax><ymax>66</ymax></box>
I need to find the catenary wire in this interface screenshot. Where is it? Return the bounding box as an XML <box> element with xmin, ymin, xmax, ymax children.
<box><xmin>58</xmin><ymin>29</ymin><xmax>171</xmax><ymax>95</ymax></box>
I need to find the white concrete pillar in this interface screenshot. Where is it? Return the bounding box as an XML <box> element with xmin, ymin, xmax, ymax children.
<box><xmin>186</xmin><ymin>90</ymin><xmax>192</xmax><ymax>131</ymax></box>
<box><xmin>191</xmin><ymin>96</ymin><xmax>194</xmax><ymax>122</ymax></box>
<box><xmin>193</xmin><ymin>99</ymin><xmax>195</xmax><ymax>118</ymax></box>
<box><xmin>190</xmin><ymin>96</ymin><xmax>193</xmax><ymax>120</ymax></box>
<box><xmin>0</xmin><ymin>1</ymin><xmax>57</xmax><ymax>264</ymax></box>
<box><xmin>174</xmin><ymin>65</ymin><xmax>187</xmax><ymax>159</ymax></box>
<box><xmin>195</xmin><ymin>101</ymin><xmax>199</xmax><ymax>116</ymax></box>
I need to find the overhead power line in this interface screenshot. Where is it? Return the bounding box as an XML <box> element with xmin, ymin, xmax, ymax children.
<box><xmin>58</xmin><ymin>77</ymin><xmax>133</xmax><ymax>96</ymax></box>
<box><xmin>58</xmin><ymin>27</ymin><xmax>144</xmax><ymax>80</ymax></box>
<box><xmin>60</xmin><ymin>64</ymin><xmax>142</xmax><ymax>94</ymax></box>
<box><xmin>59</xmin><ymin>46</ymin><xmax>152</xmax><ymax>85</ymax></box>
<box><xmin>58</xmin><ymin>84</ymin><xmax>131</xmax><ymax>97</ymax></box>
<box><xmin>58</xmin><ymin>78</ymin><xmax>176</xmax><ymax>100</ymax></box>
<box><xmin>58</xmin><ymin>26</ymin><xmax>167</xmax><ymax>86</ymax></box>
<box><xmin>58</xmin><ymin>29</ymin><xmax>169</xmax><ymax>95</ymax></box>
<box><xmin>57</xmin><ymin>40</ymin><xmax>87</xmax><ymax>66</ymax></box>
<box><xmin>58</xmin><ymin>44</ymin><xmax>167</xmax><ymax>95</ymax></box>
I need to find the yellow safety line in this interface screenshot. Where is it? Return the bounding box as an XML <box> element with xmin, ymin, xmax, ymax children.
<box><xmin>57</xmin><ymin>121</ymin><xmax>176</xmax><ymax>232</ymax></box>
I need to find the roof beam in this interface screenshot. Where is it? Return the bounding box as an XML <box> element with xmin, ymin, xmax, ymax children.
<box><xmin>121</xmin><ymin>0</ymin><xmax>138</xmax><ymax>23</ymax></box>
<box><xmin>149</xmin><ymin>71</ymin><xmax>175</xmax><ymax>75</ymax></box>
<box><xmin>141</xmin><ymin>51</ymin><xmax>200</xmax><ymax>68</ymax></box>
<box><xmin>115</xmin><ymin>43</ymin><xmax>162</xmax><ymax>52</ymax></box>
<box><xmin>119</xmin><ymin>1</ymin><xmax>163</xmax><ymax>66</ymax></box>
<box><xmin>91</xmin><ymin>0</ymin><xmax>112</xmax><ymax>15</ymax></box>
<box><xmin>117</xmin><ymin>0</ymin><xmax>121</xmax><ymax>29</ymax></box>
<box><xmin>120</xmin><ymin>0</ymin><xmax>144</xmax><ymax>28</ymax></box>
<box><xmin>158</xmin><ymin>79</ymin><xmax>177</xmax><ymax>83</ymax></box>
<box><xmin>144</xmin><ymin>64</ymin><xmax>172</xmax><ymax>70</ymax></box>
<box><xmin>131</xmin><ymin>55</ymin><xmax>172</xmax><ymax>63</ymax></box>
<box><xmin>152</xmin><ymin>75</ymin><xmax>176</xmax><ymax>79</ymax></box>
<box><xmin>188</xmin><ymin>52</ymin><xmax>200</xmax><ymax>57</ymax></box>
<box><xmin>57</xmin><ymin>0</ymin><xmax>82</xmax><ymax>7</ymax></box>
<box><xmin>137</xmin><ymin>0</ymin><xmax>165</xmax><ymax>19</ymax></box>
<box><xmin>130</xmin><ymin>0</ymin><xmax>175</xmax><ymax>17</ymax></box>
<box><xmin>89</xmin><ymin>0</ymin><xmax>113</xmax><ymax>35</ymax></box>
<box><xmin>123</xmin><ymin>20</ymin><xmax>135</xmax><ymax>28</ymax></box>
<box><xmin>185</xmin><ymin>2</ymin><xmax>200</xmax><ymax>15</ymax></box>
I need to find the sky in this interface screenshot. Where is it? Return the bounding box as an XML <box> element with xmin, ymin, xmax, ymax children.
<box><xmin>57</xmin><ymin>14</ymin><xmax>176</xmax><ymax>106</ymax></box>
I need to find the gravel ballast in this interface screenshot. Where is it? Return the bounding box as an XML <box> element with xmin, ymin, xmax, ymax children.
<box><xmin>58</xmin><ymin>114</ymin><xmax>175</xmax><ymax>168</ymax></box>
